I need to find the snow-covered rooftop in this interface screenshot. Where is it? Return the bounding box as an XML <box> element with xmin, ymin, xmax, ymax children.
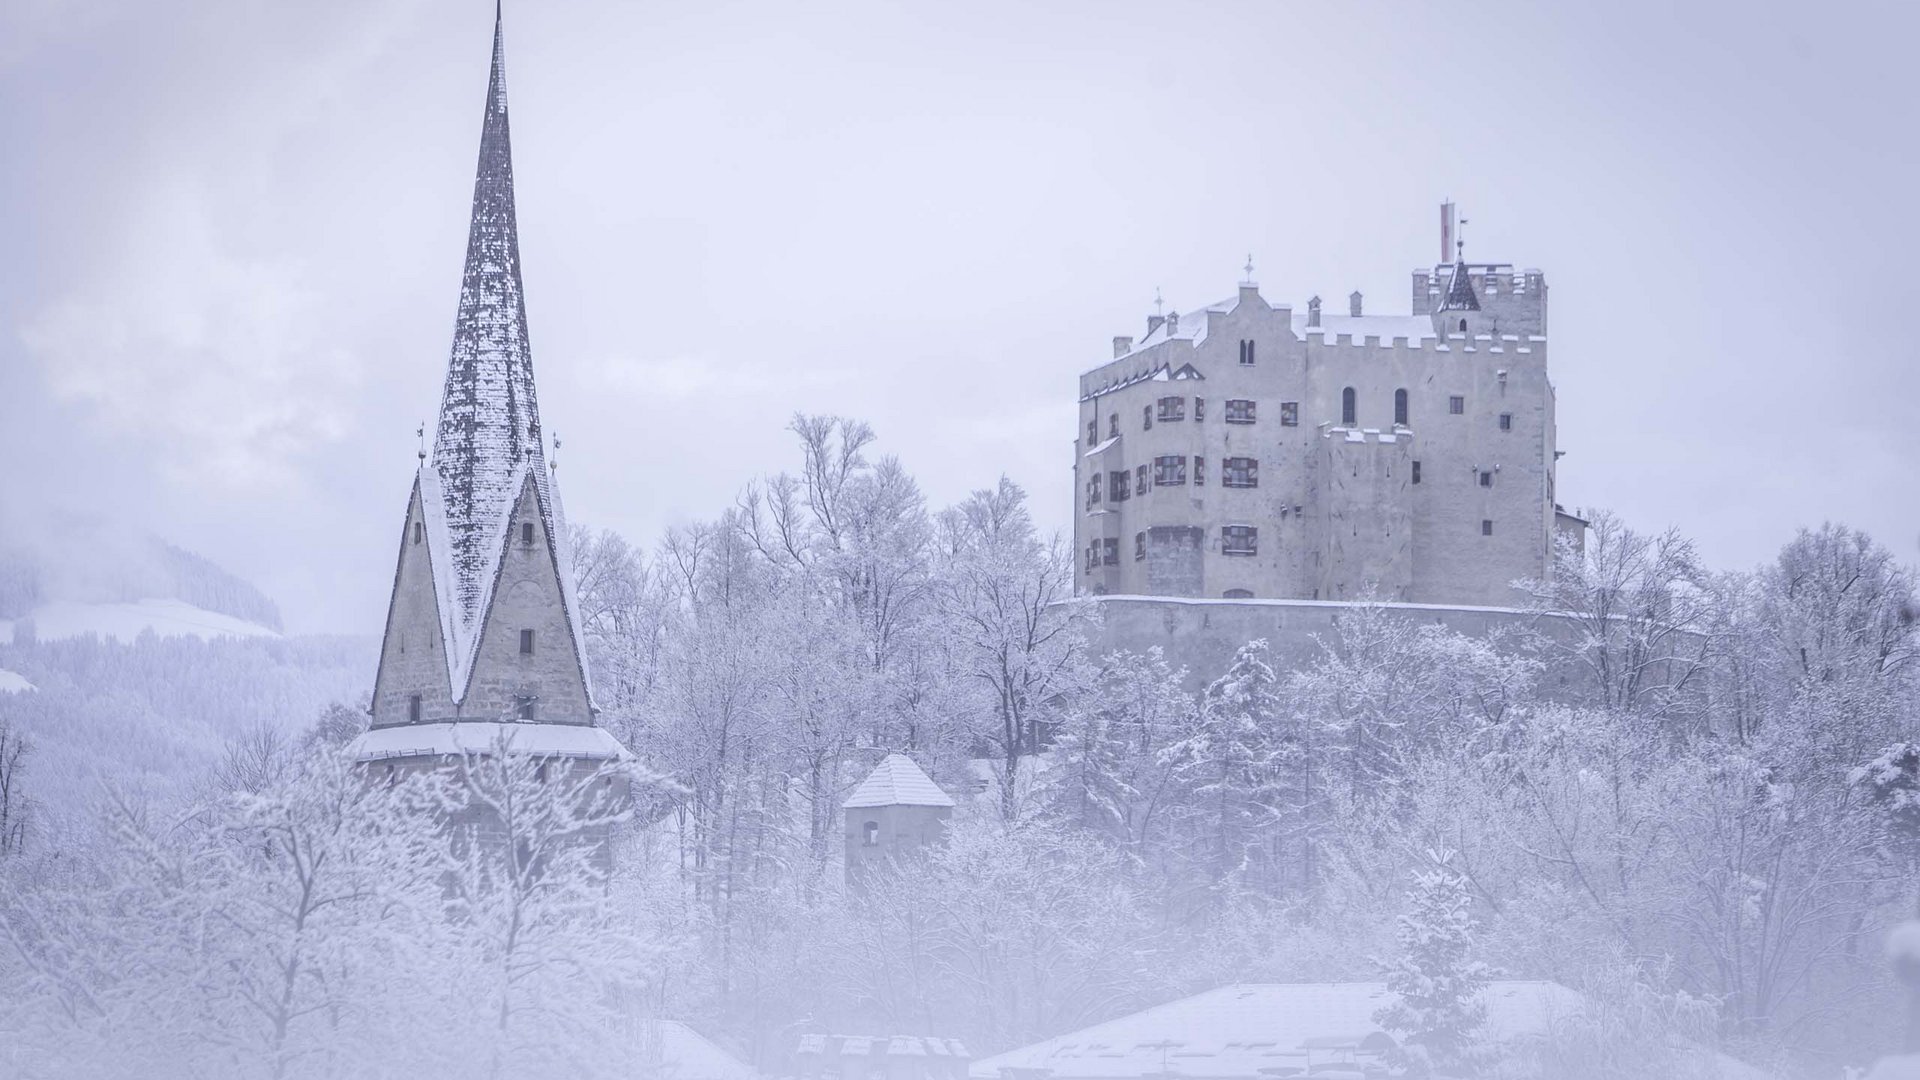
<box><xmin>0</xmin><ymin>668</ymin><xmax>35</xmax><ymax>694</ymax></box>
<box><xmin>844</xmin><ymin>753</ymin><xmax>955</xmax><ymax>809</ymax></box>
<box><xmin>969</xmin><ymin>982</ymin><xmax>1772</xmax><ymax>1080</ymax></box>
<box><xmin>346</xmin><ymin>721</ymin><xmax>632</xmax><ymax>762</ymax></box>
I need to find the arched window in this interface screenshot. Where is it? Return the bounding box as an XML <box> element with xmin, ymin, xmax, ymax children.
<box><xmin>1394</xmin><ymin>388</ymin><xmax>1409</xmax><ymax>426</ymax></box>
<box><xmin>1459</xmin><ymin>318</ymin><xmax>1468</xmax><ymax>332</ymax></box>
<box><xmin>408</xmin><ymin>694</ymin><xmax>422</xmax><ymax>723</ymax></box>
<box><xmin>863</xmin><ymin>821</ymin><xmax>880</xmax><ymax>847</ymax></box>
<box><xmin>1342</xmin><ymin>387</ymin><xmax>1357</xmax><ymax>425</ymax></box>
<box><xmin>412</xmin><ymin>521</ymin><xmax>423</xmax><ymax>545</ymax></box>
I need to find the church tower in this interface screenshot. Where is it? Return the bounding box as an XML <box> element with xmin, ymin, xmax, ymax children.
<box><xmin>350</xmin><ymin>6</ymin><xmax>624</xmax><ymax>766</ymax></box>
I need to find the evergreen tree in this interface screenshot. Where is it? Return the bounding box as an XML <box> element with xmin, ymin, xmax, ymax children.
<box><xmin>1374</xmin><ymin>849</ymin><xmax>1496</xmax><ymax>1077</ymax></box>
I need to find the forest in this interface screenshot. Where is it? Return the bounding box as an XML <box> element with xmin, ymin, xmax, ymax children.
<box><xmin>0</xmin><ymin>415</ymin><xmax>1915</xmax><ymax>1079</ymax></box>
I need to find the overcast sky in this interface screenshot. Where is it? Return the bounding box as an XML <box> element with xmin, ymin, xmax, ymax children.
<box><xmin>2</xmin><ymin>0</ymin><xmax>1916</xmax><ymax>633</ymax></box>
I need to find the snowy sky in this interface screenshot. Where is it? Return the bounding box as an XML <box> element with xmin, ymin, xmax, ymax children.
<box><xmin>2</xmin><ymin>0</ymin><xmax>1916</xmax><ymax>634</ymax></box>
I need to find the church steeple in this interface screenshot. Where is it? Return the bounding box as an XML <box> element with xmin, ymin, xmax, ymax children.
<box><xmin>1439</xmin><ymin>260</ymin><xmax>1481</xmax><ymax>313</ymax></box>
<box><xmin>364</xmin><ymin>6</ymin><xmax>597</xmax><ymax>735</ymax></box>
<box><xmin>434</xmin><ymin>3</ymin><xmax>544</xmax><ymax>625</ymax></box>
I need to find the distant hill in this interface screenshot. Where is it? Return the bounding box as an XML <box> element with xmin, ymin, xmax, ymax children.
<box><xmin>0</xmin><ymin>527</ymin><xmax>282</xmax><ymax>641</ymax></box>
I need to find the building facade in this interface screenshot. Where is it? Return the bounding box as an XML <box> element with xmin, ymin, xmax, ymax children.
<box><xmin>349</xmin><ymin>8</ymin><xmax>627</xmax><ymax>771</ymax></box>
<box><xmin>1074</xmin><ymin>229</ymin><xmax>1583</xmax><ymax>607</ymax></box>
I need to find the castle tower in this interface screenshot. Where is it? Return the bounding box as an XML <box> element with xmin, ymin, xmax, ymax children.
<box><xmin>843</xmin><ymin>754</ymin><xmax>954</xmax><ymax>887</ymax></box>
<box><xmin>349</xmin><ymin>6</ymin><xmax>625</xmax><ymax>768</ymax></box>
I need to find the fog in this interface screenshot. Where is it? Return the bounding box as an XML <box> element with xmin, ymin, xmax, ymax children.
<box><xmin>3</xmin><ymin>2</ymin><xmax>1920</xmax><ymax>1078</ymax></box>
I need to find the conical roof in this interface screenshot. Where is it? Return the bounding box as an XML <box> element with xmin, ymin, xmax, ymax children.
<box><xmin>844</xmin><ymin>753</ymin><xmax>955</xmax><ymax>809</ymax></box>
<box><xmin>1438</xmin><ymin>259</ymin><xmax>1481</xmax><ymax>312</ymax></box>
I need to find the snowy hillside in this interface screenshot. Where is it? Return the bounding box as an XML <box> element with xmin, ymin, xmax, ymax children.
<box><xmin>2</xmin><ymin>597</ymin><xmax>280</xmax><ymax>644</ymax></box>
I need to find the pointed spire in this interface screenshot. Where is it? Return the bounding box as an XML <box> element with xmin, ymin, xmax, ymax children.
<box><xmin>432</xmin><ymin>3</ymin><xmax>545</xmax><ymax>624</ymax></box>
<box><xmin>1439</xmin><ymin>260</ymin><xmax>1481</xmax><ymax>312</ymax></box>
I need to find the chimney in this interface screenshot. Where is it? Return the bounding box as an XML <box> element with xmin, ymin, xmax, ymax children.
<box><xmin>1350</xmin><ymin>290</ymin><xmax>1363</xmax><ymax>317</ymax></box>
<box><xmin>1166</xmin><ymin>310</ymin><xmax>1179</xmax><ymax>334</ymax></box>
<box><xmin>1147</xmin><ymin>314</ymin><xmax>1165</xmax><ymax>336</ymax></box>
<box><xmin>1307</xmin><ymin>296</ymin><xmax>1322</xmax><ymax>328</ymax></box>
<box><xmin>1112</xmin><ymin>336</ymin><xmax>1134</xmax><ymax>358</ymax></box>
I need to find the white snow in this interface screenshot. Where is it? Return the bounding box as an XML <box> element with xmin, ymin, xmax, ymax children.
<box><xmin>1886</xmin><ymin>920</ymin><xmax>1920</xmax><ymax>964</ymax></box>
<box><xmin>969</xmin><ymin>982</ymin><xmax>1773</xmax><ymax>1080</ymax></box>
<box><xmin>345</xmin><ymin>721</ymin><xmax>633</xmax><ymax>762</ymax></box>
<box><xmin>1867</xmin><ymin>1055</ymin><xmax>1920</xmax><ymax>1080</ymax></box>
<box><xmin>0</xmin><ymin>668</ymin><xmax>35</xmax><ymax>694</ymax></box>
<box><xmin>1</xmin><ymin>598</ymin><xmax>281</xmax><ymax>644</ymax></box>
<box><xmin>1082</xmin><ymin>436</ymin><xmax>1122</xmax><ymax>458</ymax></box>
<box><xmin>844</xmin><ymin>753</ymin><xmax>955</xmax><ymax>808</ymax></box>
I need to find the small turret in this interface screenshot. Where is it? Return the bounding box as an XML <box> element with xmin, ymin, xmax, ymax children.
<box><xmin>844</xmin><ymin>753</ymin><xmax>954</xmax><ymax>888</ymax></box>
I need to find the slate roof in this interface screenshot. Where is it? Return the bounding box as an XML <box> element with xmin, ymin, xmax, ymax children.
<box><xmin>1438</xmin><ymin>259</ymin><xmax>1482</xmax><ymax>312</ymax></box>
<box><xmin>379</xmin><ymin>6</ymin><xmax>594</xmax><ymax>715</ymax></box>
<box><xmin>845</xmin><ymin>753</ymin><xmax>955</xmax><ymax>809</ymax></box>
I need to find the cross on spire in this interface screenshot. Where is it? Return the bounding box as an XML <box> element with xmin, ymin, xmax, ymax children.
<box><xmin>1456</xmin><ymin>216</ymin><xmax>1469</xmax><ymax>262</ymax></box>
<box><xmin>1153</xmin><ymin>287</ymin><xmax>1164</xmax><ymax>317</ymax></box>
<box><xmin>1243</xmin><ymin>253</ymin><xmax>1255</xmax><ymax>284</ymax></box>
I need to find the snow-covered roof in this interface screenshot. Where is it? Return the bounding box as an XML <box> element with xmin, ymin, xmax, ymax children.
<box><xmin>642</xmin><ymin>1020</ymin><xmax>756</xmax><ymax>1080</ymax></box>
<box><xmin>844</xmin><ymin>753</ymin><xmax>955</xmax><ymax>809</ymax></box>
<box><xmin>345</xmin><ymin>721</ymin><xmax>633</xmax><ymax>762</ymax></box>
<box><xmin>1083</xmin><ymin>436</ymin><xmax>1122</xmax><ymax>458</ymax></box>
<box><xmin>969</xmin><ymin>982</ymin><xmax>1772</xmax><ymax>1080</ymax></box>
<box><xmin>0</xmin><ymin>668</ymin><xmax>35</xmax><ymax>694</ymax></box>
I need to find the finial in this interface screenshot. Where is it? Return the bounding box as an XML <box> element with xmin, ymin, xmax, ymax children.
<box><xmin>1243</xmin><ymin>253</ymin><xmax>1255</xmax><ymax>284</ymax></box>
<box><xmin>550</xmin><ymin>431</ymin><xmax>561</xmax><ymax>472</ymax></box>
<box><xmin>416</xmin><ymin>422</ymin><xmax>426</xmax><ymax>462</ymax></box>
<box><xmin>1457</xmin><ymin>216</ymin><xmax>1469</xmax><ymax>262</ymax></box>
<box><xmin>1153</xmin><ymin>287</ymin><xmax>1164</xmax><ymax>317</ymax></box>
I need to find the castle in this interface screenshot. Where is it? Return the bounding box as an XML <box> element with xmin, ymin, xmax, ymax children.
<box><xmin>347</xmin><ymin>6</ymin><xmax>626</xmax><ymax>770</ymax></box>
<box><xmin>1074</xmin><ymin>210</ymin><xmax>1584</xmax><ymax>608</ymax></box>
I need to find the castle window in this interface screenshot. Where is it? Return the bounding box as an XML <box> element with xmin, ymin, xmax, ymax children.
<box><xmin>1153</xmin><ymin>455</ymin><xmax>1188</xmax><ymax>486</ymax></box>
<box><xmin>413</xmin><ymin>521</ymin><xmax>423</xmax><ymax>545</ymax></box>
<box><xmin>1086</xmin><ymin>475</ymin><xmax>1102</xmax><ymax>508</ymax></box>
<box><xmin>1109</xmin><ymin>470</ymin><xmax>1130</xmax><ymax>502</ymax></box>
<box><xmin>1223</xmin><ymin>589</ymin><xmax>1253</xmax><ymax>599</ymax></box>
<box><xmin>1223</xmin><ymin>457</ymin><xmax>1259</xmax><ymax>488</ymax></box>
<box><xmin>1156</xmin><ymin>396</ymin><xmax>1186</xmax><ymax>422</ymax></box>
<box><xmin>1194</xmin><ymin>397</ymin><xmax>1205</xmax><ymax>421</ymax></box>
<box><xmin>1342</xmin><ymin>387</ymin><xmax>1357</xmax><ymax>425</ymax></box>
<box><xmin>1499</xmin><ymin>412</ymin><xmax>1513</xmax><ymax>431</ymax></box>
<box><xmin>1280</xmin><ymin>401</ymin><xmax>1299</xmax><ymax>427</ymax></box>
<box><xmin>1135</xmin><ymin>532</ymin><xmax>1146</xmax><ymax>561</ymax></box>
<box><xmin>517</xmin><ymin>695</ymin><xmax>536</xmax><ymax>721</ymax></box>
<box><xmin>863</xmin><ymin>821</ymin><xmax>880</xmax><ymax>847</ymax></box>
<box><xmin>520</xmin><ymin>629</ymin><xmax>535</xmax><ymax>654</ymax></box>
<box><xmin>1135</xmin><ymin>465</ymin><xmax>1148</xmax><ymax>495</ymax></box>
<box><xmin>1482</xmin><ymin>519</ymin><xmax>1494</xmax><ymax>536</ymax></box>
<box><xmin>1394</xmin><ymin>388</ymin><xmax>1409</xmax><ymax>426</ymax></box>
<box><xmin>1222</xmin><ymin>525</ymin><xmax>1258</xmax><ymax>556</ymax></box>
<box><xmin>522</xmin><ymin>522</ymin><xmax>534</xmax><ymax>544</ymax></box>
<box><xmin>1459</xmin><ymin>318</ymin><xmax>1469</xmax><ymax>333</ymax></box>
<box><xmin>1239</xmin><ymin>339</ymin><xmax>1256</xmax><ymax>366</ymax></box>
<box><xmin>1479</xmin><ymin>471</ymin><xmax>1493</xmax><ymax>488</ymax></box>
<box><xmin>1109</xmin><ymin>414</ymin><xmax>1119</xmax><ymax>438</ymax></box>
<box><xmin>1143</xmin><ymin>405</ymin><xmax>1152</xmax><ymax>431</ymax></box>
<box><xmin>1101</xmin><ymin>538</ymin><xmax>1119</xmax><ymax>566</ymax></box>
<box><xmin>1088</xmin><ymin>420</ymin><xmax>1098</xmax><ymax>445</ymax></box>
<box><xmin>1412</xmin><ymin>460</ymin><xmax>1422</xmax><ymax>485</ymax></box>
<box><xmin>1225</xmin><ymin>399</ymin><xmax>1256</xmax><ymax>424</ymax></box>
<box><xmin>1086</xmin><ymin>544</ymin><xmax>1097</xmax><ymax>573</ymax></box>
<box><xmin>408</xmin><ymin>694</ymin><xmax>422</xmax><ymax>723</ymax></box>
<box><xmin>1449</xmin><ymin>395</ymin><xmax>1465</xmax><ymax>415</ymax></box>
<box><xmin>1193</xmin><ymin>455</ymin><xmax>1205</xmax><ymax>486</ymax></box>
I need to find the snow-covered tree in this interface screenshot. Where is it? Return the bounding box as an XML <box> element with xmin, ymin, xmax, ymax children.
<box><xmin>1373</xmin><ymin>849</ymin><xmax>1497</xmax><ymax>1077</ymax></box>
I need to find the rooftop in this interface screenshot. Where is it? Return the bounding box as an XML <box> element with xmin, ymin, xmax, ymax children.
<box><xmin>845</xmin><ymin>753</ymin><xmax>955</xmax><ymax>809</ymax></box>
